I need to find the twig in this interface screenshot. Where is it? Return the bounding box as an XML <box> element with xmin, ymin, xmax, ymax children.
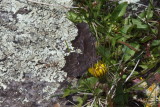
<box><xmin>111</xmin><ymin>88</ymin><xmax>116</xmax><ymax>99</ymax></box>
<box><xmin>125</xmin><ymin>59</ymin><xmax>140</xmax><ymax>83</ymax></box>
<box><xmin>107</xmin><ymin>82</ymin><xmax>115</xmax><ymax>95</ymax></box>
<box><xmin>117</xmin><ymin>41</ymin><xmax>139</xmax><ymax>52</ymax></box>
<box><xmin>131</xmin><ymin>51</ymin><xmax>144</xmax><ymax>62</ymax></box>
<box><xmin>82</xmin><ymin>99</ymin><xmax>94</xmax><ymax>107</ymax></box>
<box><xmin>77</xmin><ymin>92</ymin><xmax>93</xmax><ymax>96</ymax></box>
<box><xmin>92</xmin><ymin>22</ymin><xmax>99</xmax><ymax>40</ymax></box>
<box><xmin>67</xmin><ymin>100</ymin><xmax>77</xmax><ymax>106</ymax></box>
<box><xmin>90</xmin><ymin>97</ymin><xmax>96</xmax><ymax>107</ymax></box>
<box><xmin>106</xmin><ymin>77</ymin><xmax>120</xmax><ymax>105</ymax></box>
<box><xmin>99</xmin><ymin>98</ymin><xmax>104</xmax><ymax>107</ymax></box>
<box><xmin>100</xmin><ymin>99</ymin><xmax>108</xmax><ymax>106</ymax></box>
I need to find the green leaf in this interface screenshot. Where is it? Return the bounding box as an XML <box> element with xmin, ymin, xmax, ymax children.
<box><xmin>146</xmin><ymin>4</ymin><xmax>153</xmax><ymax>19</ymax></box>
<box><xmin>122</xmin><ymin>75</ymin><xmax>127</xmax><ymax>79</ymax></box>
<box><xmin>132</xmin><ymin>86</ymin><xmax>145</xmax><ymax>91</ymax></box>
<box><xmin>151</xmin><ymin>40</ymin><xmax>160</xmax><ymax>46</ymax></box>
<box><xmin>77</xmin><ymin>97</ymin><xmax>84</xmax><ymax>107</ymax></box>
<box><xmin>131</xmin><ymin>19</ymin><xmax>148</xmax><ymax>29</ymax></box>
<box><xmin>111</xmin><ymin>2</ymin><xmax>128</xmax><ymax>21</ymax></box>
<box><xmin>121</xmin><ymin>24</ymin><xmax>136</xmax><ymax>34</ymax></box>
<box><xmin>138</xmin><ymin>11</ymin><xmax>146</xmax><ymax>19</ymax></box>
<box><xmin>86</xmin><ymin>77</ymin><xmax>98</xmax><ymax>88</ymax></box>
<box><xmin>138</xmin><ymin>4</ymin><xmax>153</xmax><ymax>20</ymax></box>
<box><xmin>94</xmin><ymin>88</ymin><xmax>103</xmax><ymax>95</ymax></box>
<box><xmin>139</xmin><ymin>65</ymin><xmax>148</xmax><ymax>69</ymax></box>
<box><xmin>140</xmin><ymin>36</ymin><xmax>153</xmax><ymax>43</ymax></box>
<box><xmin>97</xmin><ymin>46</ymin><xmax>111</xmax><ymax>60</ymax></box>
<box><xmin>114</xmin><ymin>81</ymin><xmax>129</xmax><ymax>106</ymax></box>
<box><xmin>152</xmin><ymin>46</ymin><xmax>160</xmax><ymax>57</ymax></box>
<box><xmin>122</xmin><ymin>43</ymin><xmax>139</xmax><ymax>62</ymax></box>
<box><xmin>79</xmin><ymin>77</ymin><xmax>98</xmax><ymax>92</ymax></box>
<box><xmin>67</xmin><ymin>11</ymin><xmax>83</xmax><ymax>22</ymax></box>
<box><xmin>63</xmin><ymin>88</ymin><xmax>77</xmax><ymax>97</ymax></box>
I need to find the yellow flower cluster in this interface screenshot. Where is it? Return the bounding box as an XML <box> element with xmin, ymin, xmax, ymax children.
<box><xmin>88</xmin><ymin>61</ymin><xmax>107</xmax><ymax>77</ymax></box>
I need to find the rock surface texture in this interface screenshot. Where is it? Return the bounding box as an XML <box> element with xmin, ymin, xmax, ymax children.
<box><xmin>0</xmin><ymin>0</ymin><xmax>77</xmax><ymax>106</ymax></box>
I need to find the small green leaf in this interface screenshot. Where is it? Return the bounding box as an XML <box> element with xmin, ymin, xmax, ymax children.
<box><xmin>132</xmin><ymin>86</ymin><xmax>145</xmax><ymax>91</ymax></box>
<box><xmin>138</xmin><ymin>11</ymin><xmax>146</xmax><ymax>19</ymax></box>
<box><xmin>63</xmin><ymin>88</ymin><xmax>77</xmax><ymax>97</ymax></box>
<box><xmin>114</xmin><ymin>81</ymin><xmax>129</xmax><ymax>106</ymax></box>
<box><xmin>94</xmin><ymin>88</ymin><xmax>103</xmax><ymax>95</ymax></box>
<box><xmin>121</xmin><ymin>24</ymin><xmax>136</xmax><ymax>33</ymax></box>
<box><xmin>151</xmin><ymin>40</ymin><xmax>160</xmax><ymax>46</ymax></box>
<box><xmin>122</xmin><ymin>43</ymin><xmax>139</xmax><ymax>62</ymax></box>
<box><xmin>131</xmin><ymin>19</ymin><xmax>148</xmax><ymax>29</ymax></box>
<box><xmin>111</xmin><ymin>2</ymin><xmax>128</xmax><ymax>21</ymax></box>
<box><xmin>122</xmin><ymin>75</ymin><xmax>127</xmax><ymax>79</ymax></box>
<box><xmin>77</xmin><ymin>97</ymin><xmax>83</xmax><ymax>107</ymax></box>
<box><xmin>86</xmin><ymin>77</ymin><xmax>98</xmax><ymax>87</ymax></box>
<box><xmin>139</xmin><ymin>65</ymin><xmax>148</xmax><ymax>69</ymax></box>
<box><xmin>152</xmin><ymin>46</ymin><xmax>160</xmax><ymax>57</ymax></box>
<box><xmin>140</xmin><ymin>36</ymin><xmax>153</xmax><ymax>43</ymax></box>
<box><xmin>97</xmin><ymin>46</ymin><xmax>111</xmax><ymax>60</ymax></box>
<box><xmin>146</xmin><ymin>4</ymin><xmax>153</xmax><ymax>19</ymax></box>
<box><xmin>79</xmin><ymin>77</ymin><xmax>98</xmax><ymax>92</ymax></box>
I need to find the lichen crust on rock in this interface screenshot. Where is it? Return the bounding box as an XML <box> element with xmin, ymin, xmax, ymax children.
<box><xmin>0</xmin><ymin>0</ymin><xmax>77</xmax><ymax>106</ymax></box>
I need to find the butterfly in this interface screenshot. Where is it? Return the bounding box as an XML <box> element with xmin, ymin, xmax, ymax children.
<box><xmin>62</xmin><ymin>22</ymin><xmax>99</xmax><ymax>77</ymax></box>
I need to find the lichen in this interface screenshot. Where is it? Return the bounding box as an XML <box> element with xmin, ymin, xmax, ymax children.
<box><xmin>0</xmin><ymin>0</ymin><xmax>77</xmax><ymax>106</ymax></box>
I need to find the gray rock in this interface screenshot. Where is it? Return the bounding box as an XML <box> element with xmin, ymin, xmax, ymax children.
<box><xmin>0</xmin><ymin>0</ymin><xmax>77</xmax><ymax>106</ymax></box>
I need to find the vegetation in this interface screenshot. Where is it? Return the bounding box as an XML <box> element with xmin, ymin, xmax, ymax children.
<box><xmin>64</xmin><ymin>0</ymin><xmax>160</xmax><ymax>106</ymax></box>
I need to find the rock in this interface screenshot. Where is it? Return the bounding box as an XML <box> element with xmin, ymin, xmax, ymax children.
<box><xmin>0</xmin><ymin>0</ymin><xmax>77</xmax><ymax>106</ymax></box>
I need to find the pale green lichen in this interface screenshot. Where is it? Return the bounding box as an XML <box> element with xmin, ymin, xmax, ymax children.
<box><xmin>0</xmin><ymin>0</ymin><xmax>77</xmax><ymax>105</ymax></box>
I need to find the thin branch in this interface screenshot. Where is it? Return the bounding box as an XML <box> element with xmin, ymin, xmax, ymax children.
<box><xmin>91</xmin><ymin>97</ymin><xmax>96</xmax><ymax>107</ymax></box>
<box><xmin>100</xmin><ymin>99</ymin><xmax>108</xmax><ymax>106</ymax></box>
<box><xmin>125</xmin><ymin>59</ymin><xmax>140</xmax><ymax>83</ymax></box>
<box><xmin>99</xmin><ymin>98</ymin><xmax>104</xmax><ymax>107</ymax></box>
<box><xmin>77</xmin><ymin>92</ymin><xmax>93</xmax><ymax>96</ymax></box>
<box><xmin>82</xmin><ymin>99</ymin><xmax>94</xmax><ymax>107</ymax></box>
<box><xmin>117</xmin><ymin>41</ymin><xmax>139</xmax><ymax>52</ymax></box>
<box><xmin>92</xmin><ymin>22</ymin><xmax>99</xmax><ymax>40</ymax></box>
<box><xmin>67</xmin><ymin>100</ymin><xmax>77</xmax><ymax>106</ymax></box>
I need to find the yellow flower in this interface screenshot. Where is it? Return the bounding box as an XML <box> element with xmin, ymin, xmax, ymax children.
<box><xmin>140</xmin><ymin>77</ymin><xmax>143</xmax><ymax>80</ymax></box>
<box><xmin>88</xmin><ymin>61</ymin><xmax>107</xmax><ymax>77</ymax></box>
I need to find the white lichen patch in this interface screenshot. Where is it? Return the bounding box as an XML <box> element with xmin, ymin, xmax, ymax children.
<box><xmin>0</xmin><ymin>0</ymin><xmax>77</xmax><ymax>105</ymax></box>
